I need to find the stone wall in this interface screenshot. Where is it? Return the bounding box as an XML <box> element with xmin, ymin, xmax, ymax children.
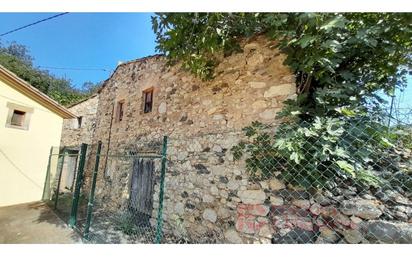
<box><xmin>227</xmin><ymin>178</ymin><xmax>412</xmax><ymax>244</ymax></box>
<box><xmin>88</xmin><ymin>35</ymin><xmax>412</xmax><ymax>243</ymax></box>
<box><xmin>61</xmin><ymin>94</ymin><xmax>98</xmax><ymax>147</ymax></box>
<box><xmin>91</xmin><ymin>37</ymin><xmax>296</xmax><ymax>242</ymax></box>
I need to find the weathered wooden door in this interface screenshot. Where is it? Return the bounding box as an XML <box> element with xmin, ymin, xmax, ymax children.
<box><xmin>129</xmin><ymin>158</ymin><xmax>155</xmax><ymax>225</ymax></box>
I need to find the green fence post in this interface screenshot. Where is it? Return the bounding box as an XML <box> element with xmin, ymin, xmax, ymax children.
<box><xmin>69</xmin><ymin>143</ymin><xmax>88</xmax><ymax>228</ymax></box>
<box><xmin>83</xmin><ymin>141</ymin><xmax>102</xmax><ymax>240</ymax></box>
<box><xmin>155</xmin><ymin>136</ymin><xmax>168</xmax><ymax>244</ymax></box>
<box><xmin>54</xmin><ymin>148</ymin><xmax>66</xmax><ymax>209</ymax></box>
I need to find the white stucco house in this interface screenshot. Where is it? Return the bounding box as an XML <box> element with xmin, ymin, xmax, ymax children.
<box><xmin>0</xmin><ymin>65</ymin><xmax>75</xmax><ymax>207</ymax></box>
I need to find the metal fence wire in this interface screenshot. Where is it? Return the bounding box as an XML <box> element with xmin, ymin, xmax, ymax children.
<box><xmin>42</xmin><ymin>145</ymin><xmax>90</xmax><ymax>225</ymax></box>
<box><xmin>45</xmin><ymin>111</ymin><xmax>412</xmax><ymax>244</ymax></box>
<box><xmin>228</xmin><ymin>116</ymin><xmax>412</xmax><ymax>244</ymax></box>
<box><xmin>79</xmin><ymin>137</ymin><xmax>168</xmax><ymax>243</ymax></box>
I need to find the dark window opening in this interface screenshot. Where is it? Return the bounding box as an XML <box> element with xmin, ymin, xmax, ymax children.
<box><xmin>11</xmin><ymin>110</ymin><xmax>26</xmax><ymax>127</ymax></box>
<box><xmin>116</xmin><ymin>101</ymin><xmax>125</xmax><ymax>122</ymax></box>
<box><xmin>77</xmin><ymin>116</ymin><xmax>83</xmax><ymax>129</ymax></box>
<box><xmin>143</xmin><ymin>89</ymin><xmax>153</xmax><ymax>113</ymax></box>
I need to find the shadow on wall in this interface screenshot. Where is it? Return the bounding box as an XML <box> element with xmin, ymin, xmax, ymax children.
<box><xmin>0</xmin><ymin>149</ymin><xmax>44</xmax><ymax>190</ymax></box>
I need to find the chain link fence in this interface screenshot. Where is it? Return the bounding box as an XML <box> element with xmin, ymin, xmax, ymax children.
<box><xmin>74</xmin><ymin>137</ymin><xmax>168</xmax><ymax>243</ymax></box>
<box><xmin>228</xmin><ymin>115</ymin><xmax>412</xmax><ymax>244</ymax></box>
<box><xmin>45</xmin><ymin>110</ymin><xmax>412</xmax><ymax>244</ymax></box>
<box><xmin>42</xmin><ymin>145</ymin><xmax>89</xmax><ymax>225</ymax></box>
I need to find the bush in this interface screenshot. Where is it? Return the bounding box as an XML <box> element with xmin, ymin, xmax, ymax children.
<box><xmin>232</xmin><ymin>116</ymin><xmax>403</xmax><ymax>189</ymax></box>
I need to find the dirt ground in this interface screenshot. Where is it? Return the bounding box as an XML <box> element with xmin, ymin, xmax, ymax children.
<box><xmin>0</xmin><ymin>201</ymin><xmax>82</xmax><ymax>243</ymax></box>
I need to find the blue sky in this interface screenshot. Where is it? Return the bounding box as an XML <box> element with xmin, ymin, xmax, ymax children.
<box><xmin>0</xmin><ymin>12</ymin><xmax>410</xmax><ymax>109</ymax></box>
<box><xmin>0</xmin><ymin>13</ymin><xmax>156</xmax><ymax>87</ymax></box>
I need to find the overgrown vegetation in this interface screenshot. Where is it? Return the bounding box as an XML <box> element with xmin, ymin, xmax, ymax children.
<box><xmin>115</xmin><ymin>212</ymin><xmax>141</xmax><ymax>236</ymax></box>
<box><xmin>152</xmin><ymin>13</ymin><xmax>412</xmax><ymax>189</ymax></box>
<box><xmin>114</xmin><ymin>211</ymin><xmax>153</xmax><ymax>238</ymax></box>
<box><xmin>232</xmin><ymin>118</ymin><xmax>397</xmax><ymax>188</ymax></box>
<box><xmin>0</xmin><ymin>42</ymin><xmax>100</xmax><ymax>106</ymax></box>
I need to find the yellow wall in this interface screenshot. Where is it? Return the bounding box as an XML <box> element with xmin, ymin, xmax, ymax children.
<box><xmin>0</xmin><ymin>79</ymin><xmax>63</xmax><ymax>207</ymax></box>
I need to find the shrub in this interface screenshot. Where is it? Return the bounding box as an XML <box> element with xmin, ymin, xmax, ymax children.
<box><xmin>232</xmin><ymin>116</ymin><xmax>401</xmax><ymax>189</ymax></box>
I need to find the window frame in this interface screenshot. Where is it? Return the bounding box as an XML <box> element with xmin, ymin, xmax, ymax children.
<box><xmin>76</xmin><ymin>116</ymin><xmax>83</xmax><ymax>129</ymax></box>
<box><xmin>115</xmin><ymin>100</ymin><xmax>125</xmax><ymax>122</ymax></box>
<box><xmin>5</xmin><ymin>102</ymin><xmax>33</xmax><ymax>130</ymax></box>
<box><xmin>11</xmin><ymin>110</ymin><xmax>26</xmax><ymax>126</ymax></box>
<box><xmin>142</xmin><ymin>88</ymin><xmax>154</xmax><ymax>114</ymax></box>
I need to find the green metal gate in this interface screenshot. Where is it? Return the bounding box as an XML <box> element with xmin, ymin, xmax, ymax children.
<box><xmin>43</xmin><ymin>136</ymin><xmax>168</xmax><ymax>244</ymax></box>
<box><xmin>43</xmin><ymin>144</ymin><xmax>88</xmax><ymax>225</ymax></box>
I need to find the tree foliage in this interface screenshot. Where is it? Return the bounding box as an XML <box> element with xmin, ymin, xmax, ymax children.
<box><xmin>80</xmin><ymin>81</ymin><xmax>103</xmax><ymax>95</ymax></box>
<box><xmin>153</xmin><ymin>13</ymin><xmax>412</xmax><ymax>189</ymax></box>
<box><xmin>0</xmin><ymin>42</ymin><xmax>90</xmax><ymax>106</ymax></box>
<box><xmin>153</xmin><ymin>13</ymin><xmax>411</xmax><ymax>118</ymax></box>
<box><xmin>231</xmin><ymin>118</ymin><xmax>393</xmax><ymax>188</ymax></box>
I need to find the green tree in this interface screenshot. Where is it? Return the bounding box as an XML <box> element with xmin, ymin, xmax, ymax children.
<box><xmin>0</xmin><ymin>42</ymin><xmax>87</xmax><ymax>106</ymax></box>
<box><xmin>153</xmin><ymin>13</ymin><xmax>412</xmax><ymax>188</ymax></box>
<box><xmin>153</xmin><ymin>13</ymin><xmax>411</xmax><ymax>119</ymax></box>
<box><xmin>80</xmin><ymin>81</ymin><xmax>103</xmax><ymax>95</ymax></box>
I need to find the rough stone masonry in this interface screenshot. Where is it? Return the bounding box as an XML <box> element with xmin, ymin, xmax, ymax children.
<box><xmin>61</xmin><ymin>94</ymin><xmax>98</xmax><ymax>147</ymax></box>
<box><xmin>89</xmin><ymin>36</ymin><xmax>296</xmax><ymax>242</ymax></box>
<box><xmin>63</xmin><ymin>36</ymin><xmax>412</xmax><ymax>243</ymax></box>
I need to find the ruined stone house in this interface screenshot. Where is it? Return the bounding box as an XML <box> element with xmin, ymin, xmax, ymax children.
<box><xmin>61</xmin><ymin>94</ymin><xmax>98</xmax><ymax>147</ymax></box>
<box><xmin>59</xmin><ymin>94</ymin><xmax>98</xmax><ymax>191</ymax></box>
<box><xmin>62</xmin><ymin>37</ymin><xmax>296</xmax><ymax>242</ymax></box>
<box><xmin>96</xmin><ymin>38</ymin><xmax>296</xmax><ymax>242</ymax></box>
<box><xmin>61</xmin><ymin>37</ymin><xmax>412</xmax><ymax>243</ymax></box>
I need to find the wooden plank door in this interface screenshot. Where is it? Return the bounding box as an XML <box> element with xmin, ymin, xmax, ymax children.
<box><xmin>129</xmin><ymin>158</ymin><xmax>155</xmax><ymax>223</ymax></box>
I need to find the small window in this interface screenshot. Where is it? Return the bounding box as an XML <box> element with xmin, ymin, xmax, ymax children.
<box><xmin>116</xmin><ymin>100</ymin><xmax>125</xmax><ymax>122</ymax></box>
<box><xmin>11</xmin><ymin>110</ymin><xmax>26</xmax><ymax>127</ymax></box>
<box><xmin>77</xmin><ymin>116</ymin><xmax>83</xmax><ymax>129</ymax></box>
<box><xmin>143</xmin><ymin>89</ymin><xmax>153</xmax><ymax>113</ymax></box>
<box><xmin>6</xmin><ymin>102</ymin><xmax>33</xmax><ymax>130</ymax></box>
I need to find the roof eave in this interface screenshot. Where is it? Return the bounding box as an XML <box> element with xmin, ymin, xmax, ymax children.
<box><xmin>0</xmin><ymin>65</ymin><xmax>77</xmax><ymax>119</ymax></box>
